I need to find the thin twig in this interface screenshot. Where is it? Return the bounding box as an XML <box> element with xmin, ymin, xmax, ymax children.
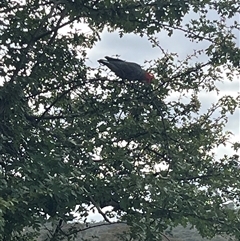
<box><xmin>82</xmin><ymin>187</ymin><xmax>112</xmax><ymax>223</ymax></box>
<box><xmin>36</xmin><ymin>84</ymin><xmax>78</xmax><ymax>123</ymax></box>
<box><xmin>9</xmin><ymin>1</ymin><xmax>60</xmax><ymax>84</ymax></box>
<box><xmin>88</xmin><ymin>195</ymin><xmax>112</xmax><ymax>223</ymax></box>
<box><xmin>160</xmin><ymin>232</ymin><xmax>171</xmax><ymax>241</ymax></box>
<box><xmin>69</xmin><ymin>222</ymin><xmax>128</xmax><ymax>235</ymax></box>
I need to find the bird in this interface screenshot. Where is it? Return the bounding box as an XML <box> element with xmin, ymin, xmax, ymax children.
<box><xmin>98</xmin><ymin>56</ymin><xmax>154</xmax><ymax>83</ymax></box>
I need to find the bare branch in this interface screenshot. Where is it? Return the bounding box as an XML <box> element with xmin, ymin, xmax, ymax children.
<box><xmin>82</xmin><ymin>187</ymin><xmax>112</xmax><ymax>223</ymax></box>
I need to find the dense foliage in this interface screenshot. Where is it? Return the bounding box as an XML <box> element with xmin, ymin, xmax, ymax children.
<box><xmin>0</xmin><ymin>0</ymin><xmax>239</xmax><ymax>240</ymax></box>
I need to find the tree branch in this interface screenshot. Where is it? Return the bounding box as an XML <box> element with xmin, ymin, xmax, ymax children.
<box><xmin>35</xmin><ymin>85</ymin><xmax>77</xmax><ymax>124</ymax></box>
<box><xmin>69</xmin><ymin>222</ymin><xmax>128</xmax><ymax>236</ymax></box>
<box><xmin>9</xmin><ymin>1</ymin><xmax>60</xmax><ymax>84</ymax></box>
<box><xmin>82</xmin><ymin>187</ymin><xmax>112</xmax><ymax>223</ymax></box>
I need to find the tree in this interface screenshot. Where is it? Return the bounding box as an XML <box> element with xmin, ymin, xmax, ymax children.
<box><xmin>0</xmin><ymin>0</ymin><xmax>239</xmax><ymax>240</ymax></box>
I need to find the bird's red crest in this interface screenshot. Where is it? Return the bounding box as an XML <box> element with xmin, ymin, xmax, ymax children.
<box><xmin>145</xmin><ymin>72</ymin><xmax>154</xmax><ymax>83</ymax></box>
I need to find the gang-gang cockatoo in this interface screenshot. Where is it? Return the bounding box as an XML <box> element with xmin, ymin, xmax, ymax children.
<box><xmin>98</xmin><ymin>56</ymin><xmax>154</xmax><ymax>83</ymax></box>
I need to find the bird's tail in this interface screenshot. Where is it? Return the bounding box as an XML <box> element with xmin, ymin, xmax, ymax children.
<box><xmin>98</xmin><ymin>59</ymin><xmax>109</xmax><ymax>65</ymax></box>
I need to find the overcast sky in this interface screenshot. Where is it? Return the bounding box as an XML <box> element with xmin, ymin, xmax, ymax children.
<box><xmin>82</xmin><ymin>9</ymin><xmax>240</xmax><ymax>222</ymax></box>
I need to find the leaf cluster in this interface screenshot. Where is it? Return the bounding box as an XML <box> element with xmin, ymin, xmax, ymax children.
<box><xmin>0</xmin><ymin>0</ymin><xmax>239</xmax><ymax>240</ymax></box>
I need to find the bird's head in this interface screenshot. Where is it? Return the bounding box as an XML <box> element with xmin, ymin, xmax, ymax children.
<box><xmin>145</xmin><ymin>72</ymin><xmax>154</xmax><ymax>84</ymax></box>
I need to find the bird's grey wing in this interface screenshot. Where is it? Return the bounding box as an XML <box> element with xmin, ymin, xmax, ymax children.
<box><xmin>119</xmin><ymin>62</ymin><xmax>143</xmax><ymax>80</ymax></box>
<box><xmin>100</xmin><ymin>57</ymin><xmax>143</xmax><ymax>80</ymax></box>
<box><xmin>98</xmin><ymin>59</ymin><xmax>123</xmax><ymax>76</ymax></box>
<box><xmin>99</xmin><ymin>57</ymin><xmax>126</xmax><ymax>78</ymax></box>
